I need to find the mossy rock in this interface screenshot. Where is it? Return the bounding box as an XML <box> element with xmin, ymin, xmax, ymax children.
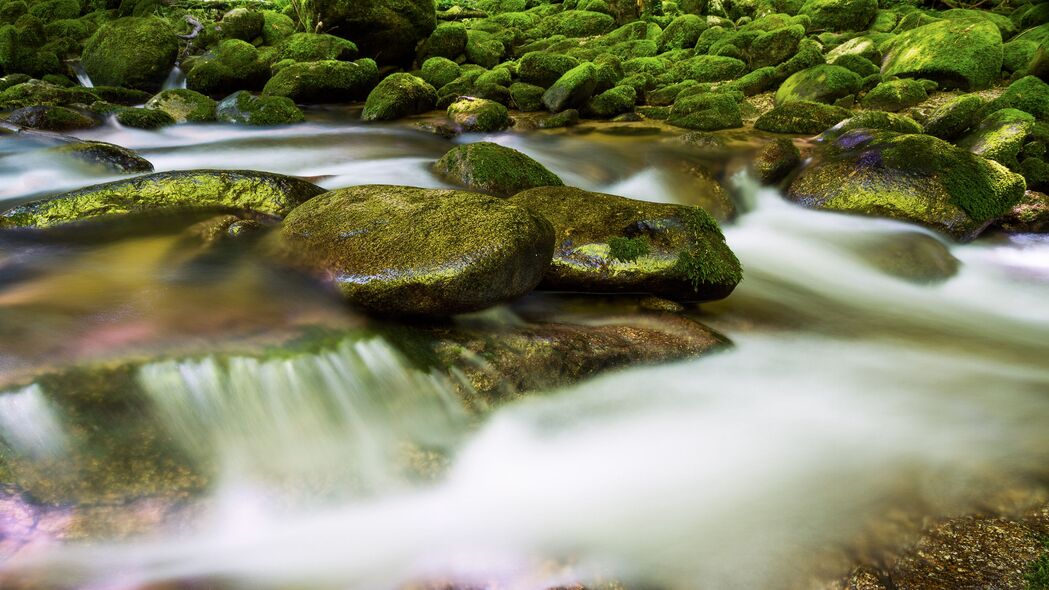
<box><xmin>434</xmin><ymin>142</ymin><xmax>563</xmax><ymax>197</ymax></box>
<box><xmin>81</xmin><ymin>17</ymin><xmax>177</xmax><ymax>92</ymax></box>
<box><xmin>277</xmin><ymin>33</ymin><xmax>358</xmax><ymax>63</ymax></box>
<box><xmin>786</xmin><ymin>129</ymin><xmax>1026</xmax><ymax>241</ymax></box>
<box><xmin>669</xmin><ymin>55</ymin><xmax>747</xmax><ymax>84</ymax></box>
<box><xmin>753</xmin><ymin>137</ymin><xmax>801</xmax><ymax>184</ymax></box>
<box><xmin>848</xmin><ymin>230</ymin><xmax>960</xmax><ymax>283</ymax></box>
<box><xmin>475</xmin><ymin>67</ymin><xmax>512</xmax><ymax>88</ymax></box>
<box><xmin>0</xmin><ymin>79</ymin><xmax>95</xmax><ymax>109</ymax></box>
<box><xmin>509</xmin><ymin>186</ymin><xmax>741</xmax><ymax>301</ymax></box>
<box><xmin>981</xmin><ymin>75</ymin><xmax>1049</xmax><ymax>121</ymax></box>
<box><xmin>657</xmin><ymin>14</ymin><xmax>707</xmax><ymax>52</ymax></box>
<box><xmin>821</xmin><ymin>111</ymin><xmax>922</xmax><ymax>139</ymax></box>
<box><xmin>829</xmin><ymin>54</ymin><xmax>880</xmax><ymax>77</ymax></box>
<box><xmin>0</xmin><ymin>170</ymin><xmax>325</xmax><ymax>228</ymax></box>
<box><xmin>798</xmin><ymin>0</ymin><xmax>876</xmax><ymax>32</ymax></box>
<box><xmin>755</xmin><ymin>100</ymin><xmax>850</xmax><ymax>134</ymax></box>
<box><xmin>116</xmin><ymin>106</ymin><xmax>174</xmax><ymax>129</ymax></box>
<box><xmin>668</xmin><ymin>92</ymin><xmax>743</xmax><ymax>131</ymax></box>
<box><xmin>262</xmin><ymin>58</ymin><xmax>379</xmax><ymax>104</ymax></box>
<box><xmin>748</xmin><ymin>25</ymin><xmax>804</xmax><ymax>69</ymax></box>
<box><xmin>543</xmin><ymin>62</ymin><xmax>598</xmax><ymax>112</ymax></box>
<box><xmin>776</xmin><ymin>64</ymin><xmax>862</xmax><ymax>105</ymax></box>
<box><xmin>420</xmin><ymin>56</ymin><xmax>461</xmax><ymax>89</ymax></box>
<box><xmin>518</xmin><ymin>51</ymin><xmax>580</xmax><ymax>88</ymax></box>
<box><xmin>535</xmin><ymin>108</ymin><xmax>580</xmax><ymax>129</ymax></box>
<box><xmin>547</xmin><ymin>9</ymin><xmax>615</xmax><ymax>37</ymax></box>
<box><xmin>145</xmin><ymin>89</ymin><xmax>216</xmax><ymax>123</ymax></box>
<box><xmin>44</xmin><ymin>140</ymin><xmax>154</xmax><ymax>174</ymax></box>
<box><xmin>881</xmin><ymin>19</ymin><xmax>1003</xmax><ymax>90</ymax></box>
<box><xmin>774</xmin><ymin>37</ymin><xmax>826</xmax><ymax>80</ymax></box>
<box><xmin>585</xmin><ymin>84</ymin><xmax>636</xmax><ymax>118</ymax></box>
<box><xmin>465</xmin><ymin>29</ymin><xmax>504</xmax><ymax>69</ymax></box>
<box><xmin>418</xmin><ymin>21</ymin><xmax>468</xmax><ymax>62</ymax></box>
<box><xmin>447</xmin><ymin>96</ymin><xmax>511</xmax><ymax>132</ymax></box>
<box><xmin>509</xmin><ymin>82</ymin><xmax>544</xmax><ymax>111</ymax></box>
<box><xmin>276</xmin><ymin>185</ymin><xmax>555</xmax><ymax>316</ymax></box>
<box><xmin>361</xmin><ymin>73</ymin><xmax>436</xmax><ymax>122</ymax></box>
<box><xmin>861</xmin><ymin>78</ymin><xmax>928</xmax><ymax>112</ymax></box>
<box><xmin>994</xmin><ymin>189</ymin><xmax>1049</xmax><ymax>232</ymax></box>
<box><xmin>260</xmin><ymin>10</ymin><xmax>295</xmax><ymax>46</ymax></box>
<box><xmin>185</xmin><ymin>39</ymin><xmax>270</xmax><ymax>98</ymax></box>
<box><xmin>219</xmin><ymin>8</ymin><xmax>262</xmax><ymax>42</ymax></box>
<box><xmin>957</xmin><ymin>108</ymin><xmax>1036</xmax><ymax>168</ymax></box>
<box><xmin>300</xmin><ymin>0</ymin><xmax>436</xmax><ymax>66</ymax></box>
<box><xmin>826</xmin><ymin>36</ymin><xmax>881</xmax><ymax>63</ymax></box>
<box><xmin>6</xmin><ymin>104</ymin><xmax>96</xmax><ymax>130</ymax></box>
<box><xmin>88</xmin><ymin>86</ymin><xmax>150</xmax><ymax>106</ymax></box>
<box><xmin>216</xmin><ymin>90</ymin><xmax>304</xmax><ymax>126</ymax></box>
<box><xmin>725</xmin><ymin>66</ymin><xmax>778</xmax><ymax>96</ymax></box>
<box><xmin>27</xmin><ymin>0</ymin><xmax>79</xmax><ymax>23</ymax></box>
<box><xmin>922</xmin><ymin>94</ymin><xmax>984</xmax><ymax>140</ymax></box>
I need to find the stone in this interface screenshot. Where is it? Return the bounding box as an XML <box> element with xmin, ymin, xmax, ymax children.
<box><xmin>957</xmin><ymin>108</ymin><xmax>1036</xmax><ymax>167</ymax></box>
<box><xmin>145</xmin><ymin>89</ymin><xmax>216</xmax><ymax>123</ymax></box>
<box><xmin>81</xmin><ymin>17</ymin><xmax>178</xmax><ymax>92</ymax></box>
<box><xmin>434</xmin><ymin>142</ymin><xmax>563</xmax><ymax>197</ymax></box>
<box><xmin>799</xmin><ymin>0</ymin><xmax>877</xmax><ymax>31</ymax></box>
<box><xmin>446</xmin><ymin>97</ymin><xmax>511</xmax><ymax>132</ymax></box>
<box><xmin>881</xmin><ymin>19</ymin><xmax>1003</xmax><ymax>90</ymax></box>
<box><xmin>922</xmin><ymin>94</ymin><xmax>984</xmax><ymax>140</ymax></box>
<box><xmin>6</xmin><ymin>105</ymin><xmax>96</xmax><ymax>131</ymax></box>
<box><xmin>776</xmin><ymin>64</ymin><xmax>863</xmax><ymax>105</ymax></box>
<box><xmin>300</xmin><ymin>0</ymin><xmax>436</xmax><ymax>66</ymax></box>
<box><xmin>361</xmin><ymin>73</ymin><xmax>437</xmax><ymax>121</ymax></box>
<box><xmin>44</xmin><ymin>141</ymin><xmax>154</xmax><ymax>174</ymax></box>
<box><xmin>861</xmin><ymin>78</ymin><xmax>928</xmax><ymax>112</ymax></box>
<box><xmin>753</xmin><ymin>138</ymin><xmax>801</xmax><ymax>184</ymax></box>
<box><xmin>543</xmin><ymin>62</ymin><xmax>598</xmax><ymax>112</ymax></box>
<box><xmin>668</xmin><ymin>92</ymin><xmax>742</xmax><ymax>131</ymax></box>
<box><xmin>754</xmin><ymin>101</ymin><xmax>850</xmax><ymax>134</ymax></box>
<box><xmin>215</xmin><ymin>91</ymin><xmax>304</xmax><ymax>126</ymax></box>
<box><xmin>262</xmin><ymin>59</ymin><xmax>379</xmax><ymax>104</ymax></box>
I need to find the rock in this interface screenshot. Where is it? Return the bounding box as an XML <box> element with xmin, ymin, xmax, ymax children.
<box><xmin>657</xmin><ymin>14</ymin><xmax>707</xmax><ymax>52</ymax></box>
<box><xmin>831</xmin><ymin>54</ymin><xmax>881</xmax><ymax>77</ymax></box>
<box><xmin>668</xmin><ymin>92</ymin><xmax>742</xmax><ymax>131</ymax></box>
<box><xmin>261</xmin><ymin>10</ymin><xmax>296</xmax><ymax>46</ymax></box>
<box><xmin>957</xmin><ymin>108</ymin><xmax>1036</xmax><ymax>167</ymax></box>
<box><xmin>300</xmin><ymin>0</ymin><xmax>436</xmax><ymax>66</ymax></box>
<box><xmin>446</xmin><ymin>97</ymin><xmax>511</xmax><ymax>132</ymax></box>
<box><xmin>434</xmin><ymin>142</ymin><xmax>563</xmax><ymax>197</ymax></box>
<box><xmin>799</xmin><ymin>0</ymin><xmax>877</xmax><ymax>32</ymax></box>
<box><xmin>465</xmin><ymin>29</ymin><xmax>504</xmax><ymax>69</ymax></box>
<box><xmin>276</xmin><ymin>185</ymin><xmax>555</xmax><ymax>315</ymax></box>
<box><xmin>754</xmin><ymin>101</ymin><xmax>850</xmax><ymax>134</ymax></box>
<box><xmin>535</xmin><ymin>109</ymin><xmax>580</xmax><ymax>129</ymax></box>
<box><xmin>509</xmin><ymin>186</ymin><xmax>742</xmax><ymax>300</ymax></box>
<box><xmin>420</xmin><ymin>56</ymin><xmax>461</xmax><ymax>89</ymax></box>
<box><xmin>922</xmin><ymin>94</ymin><xmax>984</xmax><ymax>140</ymax></box>
<box><xmin>585</xmin><ymin>85</ymin><xmax>637</xmax><ymax>118</ymax></box>
<box><xmin>848</xmin><ymin>230</ymin><xmax>960</xmax><ymax>282</ymax></box>
<box><xmin>44</xmin><ymin>141</ymin><xmax>154</xmax><ymax>174</ymax></box>
<box><xmin>826</xmin><ymin>35</ymin><xmax>882</xmax><ymax>63</ymax></box>
<box><xmin>749</xmin><ymin>25</ymin><xmax>805</xmax><ymax>69</ymax></box>
<box><xmin>776</xmin><ymin>64</ymin><xmax>863</xmax><ymax>105</ymax></box>
<box><xmin>215</xmin><ymin>91</ymin><xmax>304</xmax><ymax>126</ymax></box>
<box><xmin>753</xmin><ymin>138</ymin><xmax>801</xmax><ymax>184</ymax></box>
<box><xmin>115</xmin><ymin>107</ymin><xmax>175</xmax><ymax>129</ymax></box>
<box><xmin>669</xmin><ymin>55</ymin><xmax>748</xmax><ymax>84</ymax></box>
<box><xmin>861</xmin><ymin>78</ymin><xmax>928</xmax><ymax>112</ymax></box>
<box><xmin>276</xmin><ymin>32</ymin><xmax>358</xmax><ymax>63</ymax></box>
<box><xmin>262</xmin><ymin>58</ymin><xmax>379</xmax><ymax>104</ymax></box>
<box><xmin>994</xmin><ymin>190</ymin><xmax>1049</xmax><ymax>233</ymax></box>
<box><xmin>0</xmin><ymin>170</ymin><xmax>325</xmax><ymax>228</ymax></box>
<box><xmin>519</xmin><ymin>51</ymin><xmax>580</xmax><ymax>88</ymax></box>
<box><xmin>418</xmin><ymin>21</ymin><xmax>467</xmax><ymax>62</ymax></box>
<box><xmin>881</xmin><ymin>19</ymin><xmax>1003</xmax><ymax>90</ymax></box>
<box><xmin>220</xmin><ymin>8</ymin><xmax>263</xmax><ymax>42</ymax></box>
<box><xmin>510</xmin><ymin>82</ymin><xmax>545</xmax><ymax>111</ymax></box>
<box><xmin>146</xmin><ymin>89</ymin><xmax>217</xmax><ymax>123</ymax></box>
<box><xmin>6</xmin><ymin>105</ymin><xmax>97</xmax><ymax>131</ymax></box>
<box><xmin>980</xmin><ymin>76</ymin><xmax>1049</xmax><ymax>121</ymax></box>
<box><xmin>543</xmin><ymin>62</ymin><xmax>598</xmax><ymax>112</ymax></box>
<box><xmin>81</xmin><ymin>17</ymin><xmax>178</xmax><ymax>92</ymax></box>
<box><xmin>185</xmin><ymin>39</ymin><xmax>269</xmax><ymax>97</ymax></box>
<box><xmin>821</xmin><ymin>111</ymin><xmax>923</xmax><ymax>139</ymax></box>
<box><xmin>548</xmin><ymin>9</ymin><xmax>616</xmax><ymax>37</ymax></box>
<box><xmin>787</xmin><ymin>130</ymin><xmax>1026</xmax><ymax>241</ymax></box>
<box><xmin>361</xmin><ymin>73</ymin><xmax>437</xmax><ymax>122</ymax></box>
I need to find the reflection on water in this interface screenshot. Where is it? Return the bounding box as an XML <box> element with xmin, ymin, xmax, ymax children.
<box><xmin>0</xmin><ymin>115</ymin><xmax>1048</xmax><ymax>589</ymax></box>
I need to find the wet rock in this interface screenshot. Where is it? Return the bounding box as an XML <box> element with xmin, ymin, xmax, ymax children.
<box><xmin>957</xmin><ymin>108</ymin><xmax>1036</xmax><ymax>167</ymax></box>
<box><xmin>215</xmin><ymin>91</ymin><xmax>304</xmax><ymax>126</ymax></box>
<box><xmin>995</xmin><ymin>190</ymin><xmax>1049</xmax><ymax>233</ymax></box>
<box><xmin>535</xmin><ymin>109</ymin><xmax>580</xmax><ymax>129</ymax></box>
<box><xmin>361</xmin><ymin>73</ymin><xmax>437</xmax><ymax>122</ymax></box>
<box><xmin>510</xmin><ymin>82</ymin><xmax>545</xmax><ymax>111</ymax></box>
<box><xmin>753</xmin><ymin>138</ymin><xmax>801</xmax><ymax>184</ymax></box>
<box><xmin>657</xmin><ymin>14</ymin><xmax>707</xmax><ymax>52</ymax></box>
<box><xmin>799</xmin><ymin>0</ymin><xmax>877</xmax><ymax>32</ymax></box>
<box><xmin>543</xmin><ymin>63</ymin><xmax>598</xmax><ymax>113</ymax></box>
<box><xmin>6</xmin><ymin>105</ymin><xmax>97</xmax><ymax>131</ymax></box>
<box><xmin>822</xmin><ymin>112</ymin><xmax>923</xmax><ymax>140</ymax></box>
<box><xmin>755</xmin><ymin>101</ymin><xmax>851</xmax><ymax>134</ymax></box>
<box><xmin>44</xmin><ymin>141</ymin><xmax>154</xmax><ymax>174</ymax></box>
<box><xmin>668</xmin><ymin>92</ymin><xmax>742</xmax><ymax>131</ymax></box>
<box><xmin>262</xmin><ymin>58</ymin><xmax>379</xmax><ymax>104</ymax></box>
<box><xmin>670</xmin><ymin>55</ymin><xmax>748</xmax><ymax>84</ymax></box>
<box><xmin>0</xmin><ymin>170</ymin><xmax>325</xmax><ymax>228</ymax></box>
<box><xmin>509</xmin><ymin>186</ymin><xmax>741</xmax><ymax>300</ymax></box>
<box><xmin>787</xmin><ymin>129</ymin><xmax>1026</xmax><ymax>241</ymax></box>
<box><xmin>434</xmin><ymin>142</ymin><xmax>563</xmax><ymax>197</ymax></box>
<box><xmin>115</xmin><ymin>107</ymin><xmax>175</xmax><ymax>129</ymax></box>
<box><xmin>300</xmin><ymin>0</ymin><xmax>436</xmax><ymax>66</ymax></box>
<box><xmin>276</xmin><ymin>32</ymin><xmax>358</xmax><ymax>63</ymax></box>
<box><xmin>848</xmin><ymin>230</ymin><xmax>960</xmax><ymax>283</ymax></box>
<box><xmin>146</xmin><ymin>89</ymin><xmax>217</xmax><ymax>123</ymax></box>
<box><xmin>446</xmin><ymin>97</ymin><xmax>511</xmax><ymax>132</ymax></box>
<box><xmin>881</xmin><ymin>19</ymin><xmax>1003</xmax><ymax>90</ymax></box>
<box><xmin>861</xmin><ymin>79</ymin><xmax>928</xmax><ymax>112</ymax></box>
<box><xmin>81</xmin><ymin>17</ymin><xmax>178</xmax><ymax>92</ymax></box>
<box><xmin>276</xmin><ymin>185</ymin><xmax>555</xmax><ymax>316</ymax></box>
<box><xmin>185</xmin><ymin>39</ymin><xmax>270</xmax><ymax>98</ymax></box>
<box><xmin>922</xmin><ymin>94</ymin><xmax>984</xmax><ymax>140</ymax></box>
<box><xmin>776</xmin><ymin>65</ymin><xmax>863</xmax><ymax>105</ymax></box>
<box><xmin>585</xmin><ymin>85</ymin><xmax>637</xmax><ymax>118</ymax></box>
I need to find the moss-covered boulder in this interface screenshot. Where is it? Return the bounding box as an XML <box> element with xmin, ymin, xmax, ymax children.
<box><xmin>28</xmin><ymin>0</ymin><xmax>79</xmax><ymax>23</ymax></box>
<box><xmin>798</xmin><ymin>0</ymin><xmax>877</xmax><ymax>32</ymax></box>
<box><xmin>786</xmin><ymin>129</ymin><xmax>1026</xmax><ymax>240</ymax></box>
<box><xmin>276</xmin><ymin>33</ymin><xmax>358</xmax><ymax>63</ymax></box>
<box><xmin>261</xmin><ymin>10</ymin><xmax>295</xmax><ymax>46</ymax></box>
<box><xmin>81</xmin><ymin>17</ymin><xmax>177</xmax><ymax>92</ymax></box>
<box><xmin>861</xmin><ymin>78</ymin><xmax>928</xmax><ymax>112</ymax></box>
<box><xmin>657</xmin><ymin>14</ymin><xmax>707</xmax><ymax>52</ymax></box>
<box><xmin>881</xmin><ymin>19</ymin><xmax>1002</xmax><ymax>90</ymax></box>
<box><xmin>775</xmin><ymin>64</ymin><xmax>863</xmax><ymax>105</ymax></box>
<box><xmin>748</xmin><ymin>25</ymin><xmax>804</xmax><ymax>69</ymax></box>
<box><xmin>418</xmin><ymin>21</ymin><xmax>467</xmax><ymax>62</ymax></box>
<box><xmin>922</xmin><ymin>94</ymin><xmax>984</xmax><ymax>140</ymax></box>
<box><xmin>519</xmin><ymin>51</ymin><xmax>580</xmax><ymax>88</ymax></box>
<box><xmin>446</xmin><ymin>97</ymin><xmax>511</xmax><ymax>132</ymax></box>
<box><xmin>300</xmin><ymin>0</ymin><xmax>436</xmax><ymax>66</ymax></box>
<box><xmin>465</xmin><ymin>29</ymin><xmax>504</xmax><ymax>69</ymax></box>
<box><xmin>995</xmin><ymin>190</ymin><xmax>1049</xmax><ymax>233</ymax></box>
<box><xmin>821</xmin><ymin>111</ymin><xmax>923</xmax><ymax>139</ymax></box>
<box><xmin>980</xmin><ymin>75</ymin><xmax>1049</xmax><ymax>121</ymax></box>
<box><xmin>543</xmin><ymin>62</ymin><xmax>598</xmax><ymax>112</ymax></box>
<box><xmin>361</xmin><ymin>73</ymin><xmax>436</xmax><ymax>121</ymax></box>
<box><xmin>219</xmin><ymin>7</ymin><xmax>263</xmax><ymax>42</ymax></box>
<box><xmin>185</xmin><ymin>39</ymin><xmax>269</xmax><ymax>97</ymax></box>
<box><xmin>434</xmin><ymin>142</ymin><xmax>563</xmax><ymax>197</ymax></box>
<box><xmin>0</xmin><ymin>170</ymin><xmax>325</xmax><ymax>228</ymax></box>
<box><xmin>215</xmin><ymin>91</ymin><xmax>304</xmax><ymax>126</ymax></box>
<box><xmin>510</xmin><ymin>82</ymin><xmax>544</xmax><ymax>111</ymax></box>
<box><xmin>6</xmin><ymin>104</ymin><xmax>96</xmax><ymax>130</ymax></box>
<box><xmin>43</xmin><ymin>141</ymin><xmax>154</xmax><ymax>174</ymax></box>
<box><xmin>548</xmin><ymin>10</ymin><xmax>616</xmax><ymax>37</ymax></box>
<box><xmin>276</xmin><ymin>185</ymin><xmax>555</xmax><ymax>315</ymax></box>
<box><xmin>668</xmin><ymin>92</ymin><xmax>743</xmax><ymax>131</ymax></box>
<box><xmin>115</xmin><ymin>106</ymin><xmax>174</xmax><ymax>129</ymax></box>
<box><xmin>508</xmin><ymin>186</ymin><xmax>741</xmax><ymax>300</ymax></box>
<box><xmin>420</xmin><ymin>56</ymin><xmax>461</xmax><ymax>89</ymax></box>
<box><xmin>754</xmin><ymin>100</ymin><xmax>850</xmax><ymax>134</ymax></box>
<box><xmin>145</xmin><ymin>89</ymin><xmax>216</xmax><ymax>123</ymax></box>
<box><xmin>670</xmin><ymin>55</ymin><xmax>748</xmax><ymax>84</ymax></box>
<box><xmin>262</xmin><ymin>58</ymin><xmax>379</xmax><ymax>104</ymax></box>
<box><xmin>957</xmin><ymin>108</ymin><xmax>1036</xmax><ymax>168</ymax></box>
<box><xmin>753</xmin><ymin>138</ymin><xmax>801</xmax><ymax>184</ymax></box>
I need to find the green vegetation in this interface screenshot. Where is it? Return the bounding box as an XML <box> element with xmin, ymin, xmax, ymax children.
<box><xmin>1026</xmin><ymin>536</ymin><xmax>1049</xmax><ymax>590</ymax></box>
<box><xmin>608</xmin><ymin>236</ymin><xmax>651</xmax><ymax>262</ymax></box>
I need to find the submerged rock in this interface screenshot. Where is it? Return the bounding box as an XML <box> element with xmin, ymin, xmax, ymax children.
<box><xmin>509</xmin><ymin>186</ymin><xmax>742</xmax><ymax>300</ymax></box>
<box><xmin>276</xmin><ymin>185</ymin><xmax>555</xmax><ymax>316</ymax></box>
<box><xmin>44</xmin><ymin>141</ymin><xmax>154</xmax><ymax>174</ymax></box>
<box><xmin>6</xmin><ymin>105</ymin><xmax>96</xmax><ymax>131</ymax></box>
<box><xmin>787</xmin><ymin>130</ymin><xmax>1026</xmax><ymax>241</ymax></box>
<box><xmin>434</xmin><ymin>142</ymin><xmax>563</xmax><ymax>197</ymax></box>
<box><xmin>995</xmin><ymin>190</ymin><xmax>1049</xmax><ymax>233</ymax></box>
<box><xmin>753</xmin><ymin>138</ymin><xmax>801</xmax><ymax>184</ymax></box>
<box><xmin>848</xmin><ymin>230</ymin><xmax>960</xmax><ymax>283</ymax></box>
<box><xmin>0</xmin><ymin>170</ymin><xmax>325</xmax><ymax>228</ymax></box>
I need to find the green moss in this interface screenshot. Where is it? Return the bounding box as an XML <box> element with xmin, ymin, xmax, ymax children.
<box><xmin>881</xmin><ymin>19</ymin><xmax>1003</xmax><ymax>90</ymax></box>
<box><xmin>748</xmin><ymin>25</ymin><xmax>803</xmax><ymax>69</ymax></box>
<box><xmin>774</xmin><ymin>37</ymin><xmax>826</xmax><ymax>80</ymax></box>
<box><xmin>420</xmin><ymin>57</ymin><xmax>461</xmax><ymax>89</ymax></box>
<box><xmin>669</xmin><ymin>55</ymin><xmax>747</xmax><ymax>84</ymax></box>
<box><xmin>215</xmin><ymin>90</ymin><xmax>304</xmax><ymax>126</ymax></box>
<box><xmin>776</xmin><ymin>64</ymin><xmax>863</xmax><ymax>105</ymax></box>
<box><xmin>510</xmin><ymin>82</ymin><xmax>544</xmax><ymax>111</ymax></box>
<box><xmin>115</xmin><ymin>106</ymin><xmax>174</xmax><ymax>129</ymax></box>
<box><xmin>80</xmin><ymin>17</ymin><xmax>177</xmax><ymax>92</ymax></box>
<box><xmin>546</xmin><ymin>9</ymin><xmax>615</xmax><ymax>37</ymax></box>
<box><xmin>361</xmin><ymin>73</ymin><xmax>437</xmax><ymax>122</ymax></box>
<box><xmin>823</xmin><ymin>111</ymin><xmax>922</xmax><ymax>138</ymax></box>
<box><xmin>608</xmin><ymin>236</ymin><xmax>650</xmax><ymax>262</ymax></box>
<box><xmin>1026</xmin><ymin>536</ymin><xmax>1049</xmax><ymax>590</ymax></box>
<box><xmin>981</xmin><ymin>76</ymin><xmax>1049</xmax><ymax>121</ymax></box>
<box><xmin>447</xmin><ymin>97</ymin><xmax>511</xmax><ymax>132</ymax></box>
<box><xmin>277</xmin><ymin>32</ymin><xmax>358</xmax><ymax>63</ymax></box>
<box><xmin>585</xmin><ymin>84</ymin><xmax>636</xmax><ymax>118</ymax></box>
<box><xmin>958</xmin><ymin>108</ymin><xmax>1036</xmax><ymax>168</ymax></box>
<box><xmin>186</xmin><ymin>39</ymin><xmax>269</xmax><ymax>97</ymax></box>
<box><xmin>27</xmin><ymin>0</ymin><xmax>79</xmax><ymax>23</ymax></box>
<box><xmin>726</xmin><ymin>67</ymin><xmax>777</xmax><ymax>96</ymax></box>
<box><xmin>219</xmin><ymin>7</ymin><xmax>263</xmax><ymax>42</ymax></box>
<box><xmin>668</xmin><ymin>92</ymin><xmax>742</xmax><ymax>131</ymax></box>
<box><xmin>419</xmin><ymin>21</ymin><xmax>468</xmax><ymax>61</ymax></box>
<box><xmin>5</xmin><ymin>104</ymin><xmax>96</xmax><ymax>130</ymax></box>
<box><xmin>754</xmin><ymin>100</ymin><xmax>850</xmax><ymax>134</ymax></box>
<box><xmin>262</xmin><ymin>58</ymin><xmax>379</xmax><ymax>104</ymax></box>
<box><xmin>434</xmin><ymin>142</ymin><xmax>563</xmax><ymax>197</ymax></box>
<box><xmin>543</xmin><ymin>62</ymin><xmax>597</xmax><ymax>112</ymax></box>
<box><xmin>798</xmin><ymin>0</ymin><xmax>876</xmax><ymax>31</ymax></box>
<box><xmin>657</xmin><ymin>14</ymin><xmax>707</xmax><ymax>52</ymax></box>
<box><xmin>923</xmin><ymin>94</ymin><xmax>984</xmax><ymax>139</ymax></box>
<box><xmin>145</xmin><ymin>89</ymin><xmax>216</xmax><ymax>123</ymax></box>
<box><xmin>260</xmin><ymin>10</ymin><xmax>295</xmax><ymax>46</ymax></box>
<box><xmin>861</xmin><ymin>78</ymin><xmax>928</xmax><ymax>112</ymax></box>
<box><xmin>465</xmin><ymin>29</ymin><xmax>504</xmax><ymax>69</ymax></box>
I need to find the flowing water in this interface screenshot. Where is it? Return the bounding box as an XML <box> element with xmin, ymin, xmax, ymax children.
<box><xmin>1</xmin><ymin>113</ymin><xmax>1049</xmax><ymax>589</ymax></box>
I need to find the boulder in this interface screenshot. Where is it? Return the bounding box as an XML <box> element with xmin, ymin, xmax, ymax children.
<box><xmin>81</xmin><ymin>17</ymin><xmax>178</xmax><ymax>92</ymax></box>
<box><xmin>215</xmin><ymin>91</ymin><xmax>304</xmax><ymax>126</ymax></box>
<box><xmin>276</xmin><ymin>33</ymin><xmax>358</xmax><ymax>63</ymax></box>
<box><xmin>43</xmin><ymin>141</ymin><xmax>154</xmax><ymax>174</ymax></box>
<box><xmin>434</xmin><ymin>142</ymin><xmax>563</xmax><ymax>197</ymax></box>
<box><xmin>115</xmin><ymin>107</ymin><xmax>175</xmax><ymax>129</ymax></box>
<box><xmin>361</xmin><ymin>73</ymin><xmax>437</xmax><ymax>121</ymax></box>
<box><xmin>753</xmin><ymin>138</ymin><xmax>801</xmax><ymax>184</ymax></box>
<box><xmin>146</xmin><ymin>89</ymin><xmax>217</xmax><ymax>123</ymax></box>
<box><xmin>980</xmin><ymin>75</ymin><xmax>1049</xmax><ymax>121</ymax></box>
<box><xmin>6</xmin><ymin>105</ymin><xmax>96</xmax><ymax>131</ymax></box>
<box><xmin>262</xmin><ymin>59</ymin><xmax>379</xmax><ymax>104</ymax></box>
<box><xmin>922</xmin><ymin>94</ymin><xmax>984</xmax><ymax>140</ymax></box>
<box><xmin>799</xmin><ymin>0</ymin><xmax>877</xmax><ymax>31</ymax></box>
<box><xmin>543</xmin><ymin>62</ymin><xmax>597</xmax><ymax>112</ymax></box>
<box><xmin>446</xmin><ymin>97</ymin><xmax>511</xmax><ymax>132</ymax></box>
<box><xmin>300</xmin><ymin>0</ymin><xmax>436</xmax><ymax>66</ymax></box>
<box><xmin>881</xmin><ymin>19</ymin><xmax>1003</xmax><ymax>90</ymax></box>
<box><xmin>185</xmin><ymin>39</ymin><xmax>269</xmax><ymax>97</ymax></box>
<box><xmin>861</xmin><ymin>78</ymin><xmax>928</xmax><ymax>112</ymax></box>
<box><xmin>957</xmin><ymin>108</ymin><xmax>1036</xmax><ymax>168</ymax></box>
<box><xmin>668</xmin><ymin>92</ymin><xmax>743</xmax><ymax>131</ymax></box>
<box><xmin>754</xmin><ymin>101</ymin><xmax>850</xmax><ymax>134</ymax></box>
<box><xmin>519</xmin><ymin>51</ymin><xmax>580</xmax><ymax>88</ymax></box>
<box><xmin>775</xmin><ymin>64</ymin><xmax>863</xmax><ymax>105</ymax></box>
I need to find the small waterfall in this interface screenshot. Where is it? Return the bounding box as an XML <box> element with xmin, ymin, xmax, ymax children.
<box><xmin>161</xmin><ymin>65</ymin><xmax>186</xmax><ymax>91</ymax></box>
<box><xmin>70</xmin><ymin>62</ymin><xmax>93</xmax><ymax>88</ymax></box>
<box><xmin>0</xmin><ymin>384</ymin><xmax>67</xmax><ymax>459</ymax></box>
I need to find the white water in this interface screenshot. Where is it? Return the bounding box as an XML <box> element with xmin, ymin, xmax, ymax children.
<box><xmin>161</xmin><ymin>66</ymin><xmax>186</xmax><ymax>91</ymax></box>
